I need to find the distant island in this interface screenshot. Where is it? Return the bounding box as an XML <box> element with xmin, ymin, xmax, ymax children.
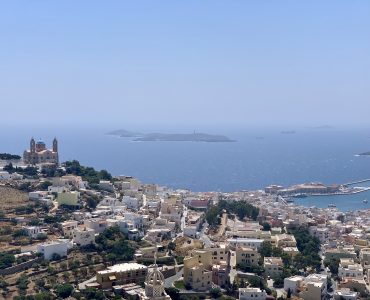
<box><xmin>0</xmin><ymin>153</ymin><xmax>21</xmax><ymax>160</ymax></box>
<box><xmin>107</xmin><ymin>129</ymin><xmax>235</xmax><ymax>142</ymax></box>
<box><xmin>281</xmin><ymin>130</ymin><xmax>296</xmax><ymax>134</ymax></box>
<box><xmin>358</xmin><ymin>151</ymin><xmax>370</xmax><ymax>156</ymax></box>
<box><xmin>106</xmin><ymin>129</ymin><xmax>142</xmax><ymax>137</ymax></box>
<box><xmin>134</xmin><ymin>133</ymin><xmax>235</xmax><ymax>142</ymax></box>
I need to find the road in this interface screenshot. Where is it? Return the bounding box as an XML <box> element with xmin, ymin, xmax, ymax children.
<box><xmin>164</xmin><ymin>269</ymin><xmax>184</xmax><ymax>288</ymax></box>
<box><xmin>199</xmin><ymin>221</ymin><xmax>213</xmax><ymax>248</ymax></box>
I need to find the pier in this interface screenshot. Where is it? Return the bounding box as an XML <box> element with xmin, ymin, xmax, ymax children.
<box><xmin>343</xmin><ymin>179</ymin><xmax>370</xmax><ymax>187</ymax></box>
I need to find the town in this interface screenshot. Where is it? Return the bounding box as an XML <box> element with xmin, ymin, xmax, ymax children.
<box><xmin>0</xmin><ymin>139</ymin><xmax>370</xmax><ymax>300</ymax></box>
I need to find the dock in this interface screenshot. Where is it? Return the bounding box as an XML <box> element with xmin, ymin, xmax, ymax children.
<box><xmin>343</xmin><ymin>179</ymin><xmax>370</xmax><ymax>186</ymax></box>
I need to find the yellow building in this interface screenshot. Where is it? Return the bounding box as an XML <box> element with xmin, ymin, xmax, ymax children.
<box><xmin>183</xmin><ymin>256</ymin><xmax>212</xmax><ymax>291</ymax></box>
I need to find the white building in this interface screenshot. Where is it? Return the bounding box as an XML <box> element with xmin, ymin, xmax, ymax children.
<box><xmin>309</xmin><ymin>226</ymin><xmax>329</xmax><ymax>243</ymax></box>
<box><xmin>227</xmin><ymin>238</ymin><xmax>265</xmax><ymax>250</ymax></box>
<box><xmin>0</xmin><ymin>171</ymin><xmax>11</xmax><ymax>180</ymax></box>
<box><xmin>23</xmin><ymin>226</ymin><xmax>43</xmax><ymax>238</ymax></box>
<box><xmin>84</xmin><ymin>218</ymin><xmax>109</xmax><ymax>233</ymax></box>
<box><xmin>37</xmin><ymin>240</ymin><xmax>69</xmax><ymax>260</ymax></box>
<box><xmin>284</xmin><ymin>275</ymin><xmax>304</xmax><ymax>294</ymax></box>
<box><xmin>73</xmin><ymin>227</ymin><xmax>95</xmax><ymax>247</ymax></box>
<box><xmin>183</xmin><ymin>225</ymin><xmax>198</xmax><ymax>238</ymax></box>
<box><xmin>338</xmin><ymin>258</ymin><xmax>364</xmax><ymax>279</ymax></box>
<box><xmin>122</xmin><ymin>196</ymin><xmax>142</xmax><ymax>211</ymax></box>
<box><xmin>333</xmin><ymin>288</ymin><xmax>358</xmax><ymax>300</ymax></box>
<box><xmin>239</xmin><ymin>288</ymin><xmax>267</xmax><ymax>300</ymax></box>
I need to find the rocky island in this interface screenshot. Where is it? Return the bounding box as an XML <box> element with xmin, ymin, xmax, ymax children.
<box><xmin>358</xmin><ymin>151</ymin><xmax>370</xmax><ymax>156</ymax></box>
<box><xmin>106</xmin><ymin>129</ymin><xmax>142</xmax><ymax>137</ymax></box>
<box><xmin>107</xmin><ymin>129</ymin><xmax>235</xmax><ymax>142</ymax></box>
<box><xmin>134</xmin><ymin>132</ymin><xmax>235</xmax><ymax>142</ymax></box>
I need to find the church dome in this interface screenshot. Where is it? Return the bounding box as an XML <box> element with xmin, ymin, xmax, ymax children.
<box><xmin>146</xmin><ymin>267</ymin><xmax>165</xmax><ymax>285</ymax></box>
<box><xmin>36</xmin><ymin>140</ymin><xmax>45</xmax><ymax>145</ymax></box>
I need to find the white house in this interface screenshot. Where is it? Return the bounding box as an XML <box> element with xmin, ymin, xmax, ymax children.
<box><xmin>333</xmin><ymin>288</ymin><xmax>358</xmax><ymax>300</ymax></box>
<box><xmin>0</xmin><ymin>171</ymin><xmax>11</xmax><ymax>180</ymax></box>
<box><xmin>284</xmin><ymin>275</ymin><xmax>304</xmax><ymax>294</ymax></box>
<box><xmin>338</xmin><ymin>258</ymin><xmax>364</xmax><ymax>279</ymax></box>
<box><xmin>239</xmin><ymin>288</ymin><xmax>267</xmax><ymax>300</ymax></box>
<box><xmin>183</xmin><ymin>225</ymin><xmax>198</xmax><ymax>238</ymax></box>
<box><xmin>23</xmin><ymin>226</ymin><xmax>43</xmax><ymax>238</ymax></box>
<box><xmin>84</xmin><ymin>218</ymin><xmax>109</xmax><ymax>233</ymax></box>
<box><xmin>122</xmin><ymin>196</ymin><xmax>142</xmax><ymax>211</ymax></box>
<box><xmin>73</xmin><ymin>227</ymin><xmax>95</xmax><ymax>247</ymax></box>
<box><xmin>227</xmin><ymin>238</ymin><xmax>265</xmax><ymax>250</ymax></box>
<box><xmin>37</xmin><ymin>240</ymin><xmax>69</xmax><ymax>260</ymax></box>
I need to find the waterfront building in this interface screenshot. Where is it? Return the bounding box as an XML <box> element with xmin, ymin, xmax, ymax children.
<box><xmin>23</xmin><ymin>138</ymin><xmax>58</xmax><ymax>165</ymax></box>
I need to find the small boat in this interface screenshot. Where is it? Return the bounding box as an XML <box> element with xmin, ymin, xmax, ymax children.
<box><xmin>293</xmin><ymin>193</ymin><xmax>307</xmax><ymax>198</ymax></box>
<box><xmin>328</xmin><ymin>204</ymin><xmax>336</xmax><ymax>208</ymax></box>
<box><xmin>363</xmin><ymin>199</ymin><xmax>368</xmax><ymax>204</ymax></box>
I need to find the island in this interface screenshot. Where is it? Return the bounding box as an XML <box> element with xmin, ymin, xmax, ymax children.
<box><xmin>106</xmin><ymin>129</ymin><xmax>142</xmax><ymax>137</ymax></box>
<box><xmin>133</xmin><ymin>132</ymin><xmax>235</xmax><ymax>142</ymax></box>
<box><xmin>106</xmin><ymin>129</ymin><xmax>235</xmax><ymax>142</ymax></box>
<box><xmin>0</xmin><ymin>153</ymin><xmax>21</xmax><ymax>160</ymax></box>
<box><xmin>358</xmin><ymin>151</ymin><xmax>370</xmax><ymax>156</ymax></box>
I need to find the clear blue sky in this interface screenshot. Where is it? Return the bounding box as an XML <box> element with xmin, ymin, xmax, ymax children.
<box><xmin>1</xmin><ymin>1</ymin><xmax>369</xmax><ymax>128</ymax></box>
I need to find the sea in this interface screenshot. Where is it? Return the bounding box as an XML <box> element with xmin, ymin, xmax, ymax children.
<box><xmin>1</xmin><ymin>125</ymin><xmax>370</xmax><ymax>212</ymax></box>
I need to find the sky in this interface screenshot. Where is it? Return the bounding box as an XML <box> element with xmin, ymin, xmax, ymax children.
<box><xmin>0</xmin><ymin>1</ymin><xmax>369</xmax><ymax>129</ymax></box>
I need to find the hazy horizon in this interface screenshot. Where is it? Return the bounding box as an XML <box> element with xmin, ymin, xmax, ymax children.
<box><xmin>1</xmin><ymin>1</ymin><xmax>369</xmax><ymax>127</ymax></box>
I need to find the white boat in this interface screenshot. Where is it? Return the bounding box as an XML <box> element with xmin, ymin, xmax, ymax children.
<box><xmin>328</xmin><ymin>203</ymin><xmax>336</xmax><ymax>208</ymax></box>
<box><xmin>363</xmin><ymin>199</ymin><xmax>368</xmax><ymax>204</ymax></box>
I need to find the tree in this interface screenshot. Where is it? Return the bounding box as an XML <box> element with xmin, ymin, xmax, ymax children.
<box><xmin>16</xmin><ymin>274</ymin><xmax>29</xmax><ymax>295</ymax></box>
<box><xmin>287</xmin><ymin>288</ymin><xmax>292</xmax><ymax>298</ymax></box>
<box><xmin>210</xmin><ymin>287</ymin><xmax>222</xmax><ymax>298</ymax></box>
<box><xmin>55</xmin><ymin>283</ymin><xmax>74</xmax><ymax>298</ymax></box>
<box><xmin>0</xmin><ymin>252</ymin><xmax>15</xmax><ymax>269</ymax></box>
<box><xmin>258</xmin><ymin>241</ymin><xmax>272</xmax><ymax>258</ymax></box>
<box><xmin>262</xmin><ymin>222</ymin><xmax>271</xmax><ymax>231</ymax></box>
<box><xmin>165</xmin><ymin>287</ymin><xmax>180</xmax><ymax>300</ymax></box>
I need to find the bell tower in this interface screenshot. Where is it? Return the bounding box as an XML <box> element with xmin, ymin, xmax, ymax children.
<box><xmin>30</xmin><ymin>138</ymin><xmax>36</xmax><ymax>153</ymax></box>
<box><xmin>142</xmin><ymin>245</ymin><xmax>170</xmax><ymax>300</ymax></box>
<box><xmin>53</xmin><ymin>138</ymin><xmax>58</xmax><ymax>153</ymax></box>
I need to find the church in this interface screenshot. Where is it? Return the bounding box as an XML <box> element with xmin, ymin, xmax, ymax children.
<box><xmin>23</xmin><ymin>138</ymin><xmax>59</xmax><ymax>165</ymax></box>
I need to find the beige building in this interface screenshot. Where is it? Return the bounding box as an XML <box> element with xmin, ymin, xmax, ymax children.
<box><xmin>73</xmin><ymin>227</ymin><xmax>95</xmax><ymax>247</ymax></box>
<box><xmin>183</xmin><ymin>256</ymin><xmax>212</xmax><ymax>291</ymax></box>
<box><xmin>235</xmin><ymin>247</ymin><xmax>260</xmax><ymax>267</ymax></box>
<box><xmin>273</xmin><ymin>234</ymin><xmax>297</xmax><ymax>248</ymax></box>
<box><xmin>360</xmin><ymin>247</ymin><xmax>370</xmax><ymax>270</ymax></box>
<box><xmin>61</xmin><ymin>220</ymin><xmax>78</xmax><ymax>238</ymax></box>
<box><xmin>23</xmin><ymin>138</ymin><xmax>59</xmax><ymax>165</ymax></box>
<box><xmin>97</xmin><ymin>263</ymin><xmax>148</xmax><ymax>289</ymax></box>
<box><xmin>264</xmin><ymin>257</ymin><xmax>283</xmax><ymax>278</ymax></box>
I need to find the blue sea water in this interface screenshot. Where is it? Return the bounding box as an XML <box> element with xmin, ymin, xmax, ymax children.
<box><xmin>1</xmin><ymin>125</ymin><xmax>370</xmax><ymax>211</ymax></box>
